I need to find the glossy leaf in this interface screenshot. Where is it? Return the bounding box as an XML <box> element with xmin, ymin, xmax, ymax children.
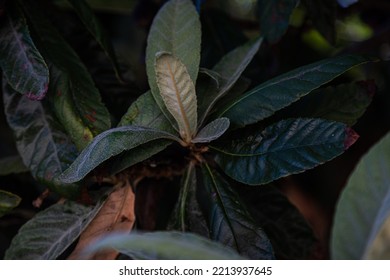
<box><xmin>0</xmin><ymin>190</ymin><xmax>21</xmax><ymax>218</ymax></box>
<box><xmin>118</xmin><ymin>90</ymin><xmax>175</xmax><ymax>134</ymax></box>
<box><xmin>3</xmin><ymin>83</ymin><xmax>79</xmax><ymax>196</ymax></box>
<box><xmin>258</xmin><ymin>0</ymin><xmax>298</xmax><ymax>43</ymax></box>
<box><xmin>4</xmin><ymin>201</ymin><xmax>103</xmax><ymax>259</ymax></box>
<box><xmin>199</xmin><ymin>164</ymin><xmax>274</xmax><ymax>259</ymax></box>
<box><xmin>146</xmin><ymin>0</ymin><xmax>201</xmax><ymax>130</ymax></box>
<box><xmin>0</xmin><ymin>155</ymin><xmax>29</xmax><ymax>176</ymax></box>
<box><xmin>212</xmin><ymin>118</ymin><xmax>357</xmax><ymax>185</ymax></box>
<box><xmin>22</xmin><ymin>1</ymin><xmax>111</xmax><ymax>138</ymax></box>
<box><xmin>331</xmin><ymin>132</ymin><xmax>390</xmax><ymax>259</ymax></box>
<box><xmin>218</xmin><ymin>54</ymin><xmax>372</xmax><ymax>128</ymax></box>
<box><xmin>0</xmin><ymin>4</ymin><xmax>48</xmax><ymax>100</ymax></box>
<box><xmin>68</xmin><ymin>183</ymin><xmax>135</xmax><ymax>259</ymax></box>
<box><xmin>58</xmin><ymin>126</ymin><xmax>180</xmax><ymax>184</ymax></box>
<box><xmin>66</xmin><ymin>0</ymin><xmax>122</xmax><ymax>81</ymax></box>
<box><xmin>282</xmin><ymin>80</ymin><xmax>375</xmax><ymax>126</ymax></box>
<box><xmin>85</xmin><ymin>231</ymin><xmax>243</xmax><ymax>260</ymax></box>
<box><xmin>155</xmin><ymin>53</ymin><xmax>197</xmax><ymax>142</ymax></box>
<box><xmin>192</xmin><ymin>118</ymin><xmax>230</xmax><ymax>143</ymax></box>
<box><xmin>198</xmin><ymin>38</ymin><xmax>262</xmax><ymax>125</ymax></box>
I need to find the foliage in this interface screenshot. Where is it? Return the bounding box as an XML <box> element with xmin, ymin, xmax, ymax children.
<box><xmin>0</xmin><ymin>0</ymin><xmax>385</xmax><ymax>260</ymax></box>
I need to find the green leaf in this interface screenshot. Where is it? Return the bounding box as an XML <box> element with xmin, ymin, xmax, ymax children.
<box><xmin>146</xmin><ymin>0</ymin><xmax>201</xmax><ymax>130</ymax></box>
<box><xmin>192</xmin><ymin>118</ymin><xmax>230</xmax><ymax>143</ymax></box>
<box><xmin>0</xmin><ymin>3</ymin><xmax>49</xmax><ymax>100</ymax></box>
<box><xmin>21</xmin><ymin>0</ymin><xmax>111</xmax><ymax>139</ymax></box>
<box><xmin>212</xmin><ymin>118</ymin><xmax>357</xmax><ymax>185</ymax></box>
<box><xmin>199</xmin><ymin>164</ymin><xmax>274</xmax><ymax>259</ymax></box>
<box><xmin>0</xmin><ymin>190</ymin><xmax>21</xmax><ymax>218</ymax></box>
<box><xmin>218</xmin><ymin>54</ymin><xmax>372</xmax><ymax>128</ymax></box>
<box><xmin>331</xmin><ymin>132</ymin><xmax>390</xmax><ymax>259</ymax></box>
<box><xmin>58</xmin><ymin>126</ymin><xmax>180</xmax><ymax>184</ymax></box>
<box><xmin>3</xmin><ymin>83</ymin><xmax>79</xmax><ymax>196</ymax></box>
<box><xmin>118</xmin><ymin>90</ymin><xmax>175</xmax><ymax>134</ymax></box>
<box><xmin>85</xmin><ymin>231</ymin><xmax>244</xmax><ymax>260</ymax></box>
<box><xmin>258</xmin><ymin>0</ymin><xmax>298</xmax><ymax>43</ymax></box>
<box><xmin>155</xmin><ymin>53</ymin><xmax>197</xmax><ymax>142</ymax></box>
<box><xmin>365</xmin><ymin>215</ymin><xmax>390</xmax><ymax>259</ymax></box>
<box><xmin>281</xmin><ymin>80</ymin><xmax>375</xmax><ymax>126</ymax></box>
<box><xmin>4</xmin><ymin>200</ymin><xmax>102</xmax><ymax>259</ymax></box>
<box><xmin>198</xmin><ymin>38</ymin><xmax>262</xmax><ymax>125</ymax></box>
<box><xmin>66</xmin><ymin>0</ymin><xmax>122</xmax><ymax>81</ymax></box>
<box><xmin>0</xmin><ymin>155</ymin><xmax>29</xmax><ymax>176</ymax></box>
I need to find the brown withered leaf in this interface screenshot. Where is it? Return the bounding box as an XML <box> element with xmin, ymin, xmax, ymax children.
<box><xmin>68</xmin><ymin>181</ymin><xmax>135</xmax><ymax>259</ymax></box>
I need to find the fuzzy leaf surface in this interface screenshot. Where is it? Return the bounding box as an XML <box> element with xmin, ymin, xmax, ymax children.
<box><xmin>0</xmin><ymin>190</ymin><xmax>21</xmax><ymax>218</ymax></box>
<box><xmin>58</xmin><ymin>126</ymin><xmax>179</xmax><ymax>184</ymax></box>
<box><xmin>0</xmin><ymin>4</ymin><xmax>48</xmax><ymax>100</ymax></box>
<box><xmin>331</xmin><ymin>132</ymin><xmax>390</xmax><ymax>259</ymax></box>
<box><xmin>3</xmin><ymin>83</ymin><xmax>79</xmax><ymax>196</ymax></box>
<box><xmin>155</xmin><ymin>53</ymin><xmax>197</xmax><ymax>142</ymax></box>
<box><xmin>213</xmin><ymin>118</ymin><xmax>357</xmax><ymax>185</ymax></box>
<box><xmin>192</xmin><ymin>118</ymin><xmax>230</xmax><ymax>143</ymax></box>
<box><xmin>85</xmin><ymin>231</ymin><xmax>243</xmax><ymax>260</ymax></box>
<box><xmin>146</xmin><ymin>0</ymin><xmax>201</xmax><ymax>130</ymax></box>
<box><xmin>218</xmin><ymin>55</ymin><xmax>372</xmax><ymax>128</ymax></box>
<box><xmin>4</xmin><ymin>201</ymin><xmax>102</xmax><ymax>259</ymax></box>
<box><xmin>198</xmin><ymin>164</ymin><xmax>275</xmax><ymax>259</ymax></box>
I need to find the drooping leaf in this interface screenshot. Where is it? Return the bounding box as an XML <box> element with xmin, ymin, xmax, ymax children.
<box><xmin>66</xmin><ymin>0</ymin><xmax>122</xmax><ymax>81</ymax></box>
<box><xmin>155</xmin><ymin>53</ymin><xmax>197</xmax><ymax>142</ymax></box>
<box><xmin>85</xmin><ymin>231</ymin><xmax>244</xmax><ymax>260</ymax></box>
<box><xmin>218</xmin><ymin>54</ymin><xmax>373</xmax><ymax>128</ymax></box>
<box><xmin>198</xmin><ymin>38</ymin><xmax>262</xmax><ymax>125</ymax></box>
<box><xmin>3</xmin><ymin>83</ymin><xmax>79</xmax><ymax>196</ymax></box>
<box><xmin>68</xmin><ymin>182</ymin><xmax>135</xmax><ymax>259</ymax></box>
<box><xmin>331</xmin><ymin>132</ymin><xmax>390</xmax><ymax>260</ymax></box>
<box><xmin>0</xmin><ymin>155</ymin><xmax>29</xmax><ymax>176</ymax></box>
<box><xmin>4</xmin><ymin>200</ymin><xmax>103</xmax><ymax>259</ymax></box>
<box><xmin>0</xmin><ymin>3</ymin><xmax>48</xmax><ymax>100</ymax></box>
<box><xmin>0</xmin><ymin>190</ymin><xmax>21</xmax><ymax>218</ymax></box>
<box><xmin>198</xmin><ymin>164</ymin><xmax>274</xmax><ymax>259</ymax></box>
<box><xmin>21</xmin><ymin>0</ymin><xmax>111</xmax><ymax>139</ymax></box>
<box><xmin>146</xmin><ymin>0</ymin><xmax>201</xmax><ymax>130</ymax></box>
<box><xmin>212</xmin><ymin>118</ymin><xmax>358</xmax><ymax>185</ymax></box>
<box><xmin>118</xmin><ymin>90</ymin><xmax>175</xmax><ymax>134</ymax></box>
<box><xmin>280</xmin><ymin>80</ymin><xmax>375</xmax><ymax>126</ymax></box>
<box><xmin>257</xmin><ymin>0</ymin><xmax>299</xmax><ymax>43</ymax></box>
<box><xmin>192</xmin><ymin>118</ymin><xmax>230</xmax><ymax>143</ymax></box>
<box><xmin>58</xmin><ymin>126</ymin><xmax>180</xmax><ymax>184</ymax></box>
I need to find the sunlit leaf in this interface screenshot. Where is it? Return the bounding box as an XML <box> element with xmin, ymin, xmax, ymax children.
<box><xmin>155</xmin><ymin>53</ymin><xmax>197</xmax><ymax>142</ymax></box>
<box><xmin>0</xmin><ymin>190</ymin><xmax>21</xmax><ymax>218</ymax></box>
<box><xmin>0</xmin><ymin>3</ymin><xmax>48</xmax><ymax>100</ymax></box>
<box><xmin>331</xmin><ymin>132</ymin><xmax>390</xmax><ymax>259</ymax></box>
<box><xmin>212</xmin><ymin>118</ymin><xmax>358</xmax><ymax>185</ymax></box>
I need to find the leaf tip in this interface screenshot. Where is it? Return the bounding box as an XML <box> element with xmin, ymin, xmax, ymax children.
<box><xmin>344</xmin><ymin>127</ymin><xmax>359</xmax><ymax>150</ymax></box>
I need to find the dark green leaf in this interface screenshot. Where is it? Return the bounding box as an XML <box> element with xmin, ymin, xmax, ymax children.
<box><xmin>218</xmin><ymin>55</ymin><xmax>372</xmax><ymax>128</ymax></box>
<box><xmin>3</xmin><ymin>83</ymin><xmax>79</xmax><ymax>196</ymax></box>
<box><xmin>198</xmin><ymin>38</ymin><xmax>262</xmax><ymax>125</ymax></box>
<box><xmin>118</xmin><ymin>90</ymin><xmax>176</xmax><ymax>134</ymax></box>
<box><xmin>22</xmin><ymin>0</ymin><xmax>111</xmax><ymax>139</ymax></box>
<box><xmin>0</xmin><ymin>190</ymin><xmax>21</xmax><ymax>218</ymax></box>
<box><xmin>66</xmin><ymin>0</ymin><xmax>122</xmax><ymax>81</ymax></box>
<box><xmin>85</xmin><ymin>231</ymin><xmax>243</xmax><ymax>260</ymax></box>
<box><xmin>212</xmin><ymin>118</ymin><xmax>357</xmax><ymax>185</ymax></box>
<box><xmin>146</xmin><ymin>0</ymin><xmax>201</xmax><ymax>130</ymax></box>
<box><xmin>331</xmin><ymin>132</ymin><xmax>390</xmax><ymax>259</ymax></box>
<box><xmin>0</xmin><ymin>3</ymin><xmax>48</xmax><ymax>100</ymax></box>
<box><xmin>192</xmin><ymin>118</ymin><xmax>230</xmax><ymax>143</ymax></box>
<box><xmin>0</xmin><ymin>155</ymin><xmax>29</xmax><ymax>176</ymax></box>
<box><xmin>58</xmin><ymin>126</ymin><xmax>180</xmax><ymax>184</ymax></box>
<box><xmin>258</xmin><ymin>0</ymin><xmax>298</xmax><ymax>43</ymax></box>
<box><xmin>4</xmin><ymin>200</ymin><xmax>103</xmax><ymax>259</ymax></box>
<box><xmin>198</xmin><ymin>164</ymin><xmax>274</xmax><ymax>259</ymax></box>
<box><xmin>281</xmin><ymin>80</ymin><xmax>375</xmax><ymax>126</ymax></box>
